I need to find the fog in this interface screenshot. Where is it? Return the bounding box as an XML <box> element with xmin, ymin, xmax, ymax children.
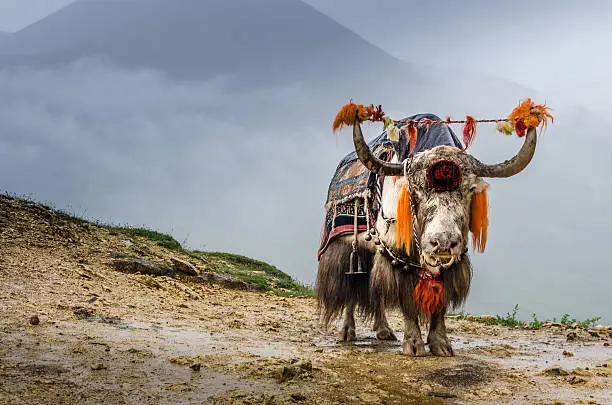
<box><xmin>0</xmin><ymin>0</ymin><xmax>610</xmax><ymax>324</ymax></box>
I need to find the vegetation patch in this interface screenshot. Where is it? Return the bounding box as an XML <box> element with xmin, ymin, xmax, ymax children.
<box><xmin>107</xmin><ymin>226</ymin><xmax>183</xmax><ymax>252</ymax></box>
<box><xmin>449</xmin><ymin>304</ymin><xmax>601</xmax><ymax>329</ymax></box>
<box><xmin>199</xmin><ymin>251</ymin><xmax>314</xmax><ymax>297</ymax></box>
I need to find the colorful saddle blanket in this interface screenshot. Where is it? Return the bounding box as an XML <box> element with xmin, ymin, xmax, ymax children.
<box><xmin>317</xmin><ymin>114</ymin><xmax>463</xmax><ymax>260</ymax></box>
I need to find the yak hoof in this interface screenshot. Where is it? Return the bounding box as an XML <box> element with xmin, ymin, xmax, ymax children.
<box><xmin>339</xmin><ymin>326</ymin><xmax>356</xmax><ymax>342</ymax></box>
<box><xmin>429</xmin><ymin>339</ymin><xmax>454</xmax><ymax>357</ymax></box>
<box><xmin>375</xmin><ymin>327</ymin><xmax>397</xmax><ymax>341</ymax></box>
<box><xmin>401</xmin><ymin>338</ymin><xmax>426</xmax><ymax>356</ymax></box>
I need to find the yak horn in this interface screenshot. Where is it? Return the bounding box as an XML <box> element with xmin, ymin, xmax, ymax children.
<box><xmin>353</xmin><ymin>121</ymin><xmax>403</xmax><ymax>176</ymax></box>
<box><xmin>468</xmin><ymin>126</ymin><xmax>537</xmax><ymax>178</ymax></box>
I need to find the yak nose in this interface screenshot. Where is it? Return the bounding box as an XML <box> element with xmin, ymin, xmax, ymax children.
<box><xmin>428</xmin><ymin>232</ymin><xmax>462</xmax><ymax>253</ymax></box>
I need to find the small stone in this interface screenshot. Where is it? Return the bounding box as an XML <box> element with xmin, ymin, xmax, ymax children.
<box><xmin>604</xmin><ymin>342</ymin><xmax>610</xmax><ymax>347</ymax></box>
<box><xmin>190</xmin><ymin>363</ymin><xmax>201</xmax><ymax>372</ymax></box>
<box><xmin>562</xmin><ymin>350</ymin><xmax>574</xmax><ymax>357</ymax></box>
<box><xmin>568</xmin><ymin>375</ymin><xmax>587</xmax><ymax>385</ymax></box>
<box><xmin>566</xmin><ymin>332</ymin><xmax>578</xmax><ymax>341</ymax></box>
<box><xmin>295</xmin><ymin>360</ymin><xmax>312</xmax><ymax>372</ymax></box>
<box><xmin>91</xmin><ymin>363</ymin><xmax>106</xmax><ymax>370</ymax></box>
<box><xmin>571</xmin><ymin>368</ymin><xmax>592</xmax><ymax>377</ymax></box>
<box><xmin>29</xmin><ymin>315</ymin><xmax>40</xmax><ymax>325</ymax></box>
<box><xmin>171</xmin><ymin>257</ymin><xmax>199</xmax><ymax>276</ymax></box>
<box><xmin>290</xmin><ymin>393</ymin><xmax>307</xmax><ymax>402</ymax></box>
<box><xmin>543</xmin><ymin>365</ymin><xmax>569</xmax><ymax>376</ymax></box>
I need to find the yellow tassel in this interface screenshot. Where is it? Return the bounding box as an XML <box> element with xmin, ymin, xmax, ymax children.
<box><xmin>495</xmin><ymin>120</ymin><xmax>514</xmax><ymax>135</ymax></box>
<box><xmin>396</xmin><ymin>186</ymin><xmax>412</xmax><ymax>254</ymax></box>
<box><xmin>469</xmin><ymin>189</ymin><xmax>489</xmax><ymax>253</ymax></box>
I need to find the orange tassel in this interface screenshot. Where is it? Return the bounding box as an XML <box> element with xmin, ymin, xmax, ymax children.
<box><xmin>332</xmin><ymin>101</ymin><xmax>375</xmax><ymax>133</ymax></box>
<box><xmin>462</xmin><ymin>115</ymin><xmax>477</xmax><ymax>149</ymax></box>
<box><xmin>414</xmin><ymin>278</ymin><xmax>445</xmax><ymax>314</ymax></box>
<box><xmin>402</xmin><ymin>122</ymin><xmax>418</xmax><ymax>154</ymax></box>
<box><xmin>395</xmin><ymin>186</ymin><xmax>412</xmax><ymax>254</ymax></box>
<box><xmin>469</xmin><ymin>188</ymin><xmax>489</xmax><ymax>253</ymax></box>
<box><xmin>508</xmin><ymin>98</ymin><xmax>554</xmax><ymax>133</ymax></box>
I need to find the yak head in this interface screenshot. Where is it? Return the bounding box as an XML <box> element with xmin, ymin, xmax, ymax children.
<box><xmin>352</xmin><ymin>122</ymin><xmax>537</xmax><ymax>273</ymax></box>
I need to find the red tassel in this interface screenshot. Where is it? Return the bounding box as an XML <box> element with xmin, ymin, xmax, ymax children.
<box><xmin>462</xmin><ymin>116</ymin><xmax>477</xmax><ymax>150</ymax></box>
<box><xmin>404</xmin><ymin>122</ymin><xmax>418</xmax><ymax>154</ymax></box>
<box><xmin>371</xmin><ymin>105</ymin><xmax>385</xmax><ymax>122</ymax></box>
<box><xmin>414</xmin><ymin>276</ymin><xmax>445</xmax><ymax>314</ymax></box>
<box><xmin>514</xmin><ymin>119</ymin><xmax>527</xmax><ymax>137</ymax></box>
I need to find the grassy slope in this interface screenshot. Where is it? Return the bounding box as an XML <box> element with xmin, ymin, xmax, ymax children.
<box><xmin>0</xmin><ymin>193</ymin><xmax>313</xmax><ymax>297</ymax></box>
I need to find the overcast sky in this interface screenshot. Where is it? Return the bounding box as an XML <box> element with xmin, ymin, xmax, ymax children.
<box><xmin>0</xmin><ymin>0</ymin><xmax>610</xmax><ymax>324</ymax></box>
<box><xmin>3</xmin><ymin>0</ymin><xmax>612</xmax><ymax>92</ymax></box>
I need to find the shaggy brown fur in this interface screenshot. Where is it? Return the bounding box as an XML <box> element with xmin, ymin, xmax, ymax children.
<box><xmin>315</xmin><ymin>238</ymin><xmax>373</xmax><ymax>326</ymax></box>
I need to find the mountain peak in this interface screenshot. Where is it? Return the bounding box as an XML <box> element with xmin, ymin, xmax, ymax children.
<box><xmin>2</xmin><ymin>0</ymin><xmax>399</xmax><ymax>86</ymax></box>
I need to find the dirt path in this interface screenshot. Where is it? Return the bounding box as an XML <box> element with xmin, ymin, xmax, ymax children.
<box><xmin>0</xmin><ymin>196</ymin><xmax>610</xmax><ymax>404</ymax></box>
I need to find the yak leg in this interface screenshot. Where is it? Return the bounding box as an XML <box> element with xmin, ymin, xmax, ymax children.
<box><xmin>401</xmin><ymin>314</ymin><xmax>426</xmax><ymax>356</ymax></box>
<box><xmin>372</xmin><ymin>304</ymin><xmax>397</xmax><ymax>341</ymax></box>
<box><xmin>427</xmin><ymin>309</ymin><xmax>454</xmax><ymax>356</ymax></box>
<box><xmin>339</xmin><ymin>303</ymin><xmax>356</xmax><ymax>342</ymax></box>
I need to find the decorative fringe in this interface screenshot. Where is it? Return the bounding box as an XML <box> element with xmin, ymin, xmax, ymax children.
<box><xmin>395</xmin><ymin>185</ymin><xmax>412</xmax><ymax>254</ymax></box>
<box><xmin>462</xmin><ymin>115</ymin><xmax>477</xmax><ymax>149</ymax></box>
<box><xmin>414</xmin><ymin>277</ymin><xmax>445</xmax><ymax>314</ymax></box>
<box><xmin>469</xmin><ymin>188</ymin><xmax>489</xmax><ymax>253</ymax></box>
<box><xmin>508</xmin><ymin>98</ymin><xmax>554</xmax><ymax>137</ymax></box>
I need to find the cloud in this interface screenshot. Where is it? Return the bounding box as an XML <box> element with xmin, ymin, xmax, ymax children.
<box><xmin>0</xmin><ymin>58</ymin><xmax>610</xmax><ymax>323</ymax></box>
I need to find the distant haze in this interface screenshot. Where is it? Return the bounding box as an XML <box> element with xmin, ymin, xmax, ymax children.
<box><xmin>0</xmin><ymin>0</ymin><xmax>610</xmax><ymax>324</ymax></box>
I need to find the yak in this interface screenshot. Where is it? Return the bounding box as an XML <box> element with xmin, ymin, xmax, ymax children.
<box><xmin>316</xmin><ymin>113</ymin><xmax>538</xmax><ymax>356</ymax></box>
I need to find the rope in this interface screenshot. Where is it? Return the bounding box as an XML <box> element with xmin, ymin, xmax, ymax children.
<box><xmin>394</xmin><ymin>117</ymin><xmax>506</xmax><ymax>126</ymax></box>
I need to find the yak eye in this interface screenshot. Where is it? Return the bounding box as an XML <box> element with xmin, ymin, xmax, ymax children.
<box><xmin>426</xmin><ymin>160</ymin><xmax>462</xmax><ymax>192</ymax></box>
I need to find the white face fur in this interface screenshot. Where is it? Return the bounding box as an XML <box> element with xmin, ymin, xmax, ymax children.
<box><xmin>377</xmin><ymin>147</ymin><xmax>489</xmax><ymax>273</ymax></box>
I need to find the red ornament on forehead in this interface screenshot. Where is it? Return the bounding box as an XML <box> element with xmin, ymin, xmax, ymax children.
<box><xmin>426</xmin><ymin>160</ymin><xmax>462</xmax><ymax>191</ymax></box>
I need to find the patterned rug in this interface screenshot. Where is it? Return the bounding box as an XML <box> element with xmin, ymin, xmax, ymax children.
<box><xmin>317</xmin><ymin>139</ymin><xmax>394</xmax><ymax>260</ymax></box>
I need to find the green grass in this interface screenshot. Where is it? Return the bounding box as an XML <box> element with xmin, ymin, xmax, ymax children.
<box><xmin>199</xmin><ymin>251</ymin><xmax>314</xmax><ymax>297</ymax></box>
<box><xmin>449</xmin><ymin>304</ymin><xmax>601</xmax><ymax>329</ymax></box>
<box><xmin>107</xmin><ymin>226</ymin><xmax>184</xmax><ymax>252</ymax></box>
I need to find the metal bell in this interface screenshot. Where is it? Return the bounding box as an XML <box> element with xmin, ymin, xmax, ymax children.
<box><xmin>373</xmin><ymin>238</ymin><xmax>381</xmax><ymax>245</ymax></box>
<box><xmin>364</xmin><ymin>234</ymin><xmax>372</xmax><ymax>241</ymax></box>
<box><xmin>378</xmin><ymin>247</ymin><xmax>386</xmax><ymax>254</ymax></box>
<box><xmin>391</xmin><ymin>260</ymin><xmax>399</xmax><ymax>266</ymax></box>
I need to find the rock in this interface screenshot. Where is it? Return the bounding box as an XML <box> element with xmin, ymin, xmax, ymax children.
<box><xmin>279</xmin><ymin>365</ymin><xmax>298</xmax><ymax>383</ymax></box>
<box><xmin>290</xmin><ymin>393</ymin><xmax>307</xmax><ymax>402</ymax></box>
<box><xmin>562</xmin><ymin>350</ymin><xmax>574</xmax><ymax>357</ymax></box>
<box><xmin>588</xmin><ymin>331</ymin><xmax>600</xmax><ymax>337</ymax></box>
<box><xmin>543</xmin><ymin>365</ymin><xmax>569</xmax><ymax>376</ymax></box>
<box><xmin>568</xmin><ymin>375</ymin><xmax>587</xmax><ymax>385</ymax></box>
<box><xmin>427</xmin><ymin>391</ymin><xmax>457</xmax><ymax>399</ymax></box>
<box><xmin>29</xmin><ymin>315</ymin><xmax>40</xmax><ymax>325</ymax></box>
<box><xmin>604</xmin><ymin>342</ymin><xmax>610</xmax><ymax>347</ymax></box>
<box><xmin>171</xmin><ymin>257</ymin><xmax>199</xmax><ymax>276</ymax></box>
<box><xmin>91</xmin><ymin>363</ymin><xmax>106</xmax><ymax>370</ymax></box>
<box><xmin>109</xmin><ymin>256</ymin><xmax>172</xmax><ymax>276</ymax></box>
<box><xmin>190</xmin><ymin>363</ymin><xmax>201</xmax><ymax>372</ymax></box>
<box><xmin>566</xmin><ymin>332</ymin><xmax>578</xmax><ymax>341</ymax></box>
<box><xmin>295</xmin><ymin>360</ymin><xmax>312</xmax><ymax>372</ymax></box>
<box><xmin>572</xmin><ymin>368</ymin><xmax>593</xmax><ymax>377</ymax></box>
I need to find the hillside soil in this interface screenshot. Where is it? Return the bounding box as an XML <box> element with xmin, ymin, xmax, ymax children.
<box><xmin>0</xmin><ymin>196</ymin><xmax>610</xmax><ymax>404</ymax></box>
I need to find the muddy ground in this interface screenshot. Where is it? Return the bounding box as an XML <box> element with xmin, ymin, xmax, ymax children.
<box><xmin>0</xmin><ymin>196</ymin><xmax>611</xmax><ymax>404</ymax></box>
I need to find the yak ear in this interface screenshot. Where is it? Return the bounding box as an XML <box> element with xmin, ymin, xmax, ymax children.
<box><xmin>470</xmin><ymin>178</ymin><xmax>489</xmax><ymax>194</ymax></box>
<box><xmin>469</xmin><ymin>179</ymin><xmax>489</xmax><ymax>253</ymax></box>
